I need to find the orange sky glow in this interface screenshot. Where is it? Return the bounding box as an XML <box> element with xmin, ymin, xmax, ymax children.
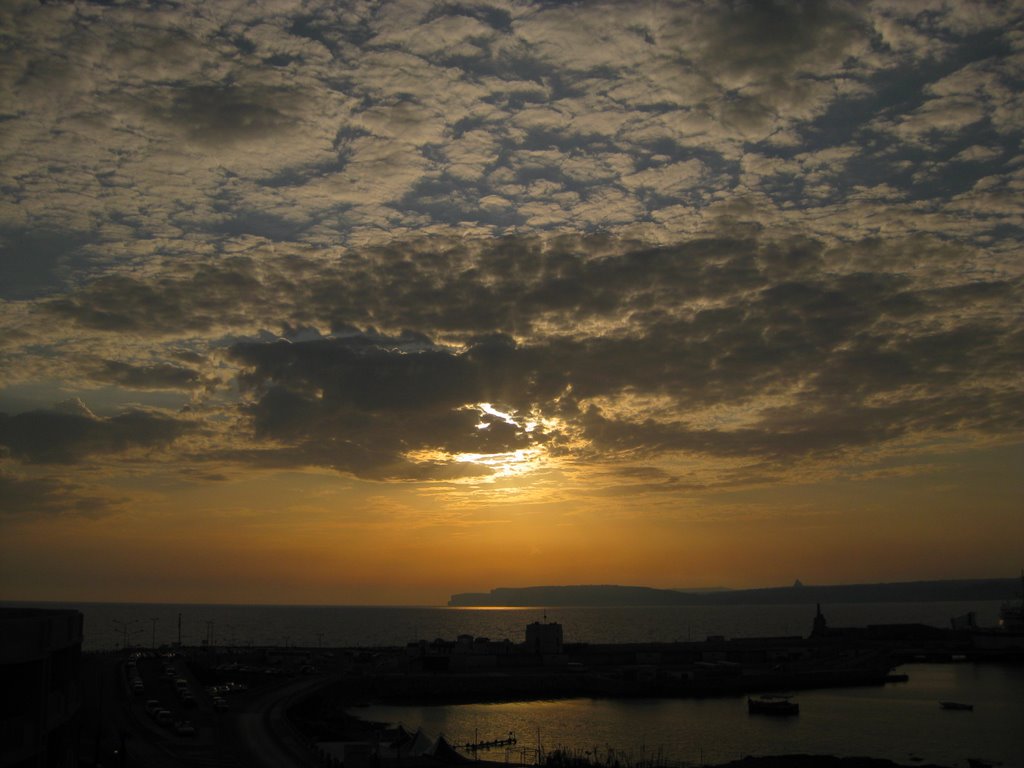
<box><xmin>2</xmin><ymin>0</ymin><xmax>1023</xmax><ymax>605</ymax></box>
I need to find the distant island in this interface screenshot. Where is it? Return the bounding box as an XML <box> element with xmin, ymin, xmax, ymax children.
<box><xmin>448</xmin><ymin>578</ymin><xmax>1020</xmax><ymax>607</ymax></box>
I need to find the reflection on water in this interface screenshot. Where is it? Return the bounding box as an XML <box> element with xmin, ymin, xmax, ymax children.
<box><xmin>352</xmin><ymin>664</ymin><xmax>1024</xmax><ymax>767</ymax></box>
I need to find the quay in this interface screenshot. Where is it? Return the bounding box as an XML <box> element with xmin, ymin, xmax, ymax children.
<box><xmin>295</xmin><ymin>604</ymin><xmax>997</xmax><ymax>708</ymax></box>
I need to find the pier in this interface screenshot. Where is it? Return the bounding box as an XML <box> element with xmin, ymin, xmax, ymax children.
<box><xmin>459</xmin><ymin>732</ymin><xmax>518</xmax><ymax>753</ymax></box>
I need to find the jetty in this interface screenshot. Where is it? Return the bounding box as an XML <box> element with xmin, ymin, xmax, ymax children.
<box><xmin>459</xmin><ymin>732</ymin><xmax>518</xmax><ymax>753</ymax></box>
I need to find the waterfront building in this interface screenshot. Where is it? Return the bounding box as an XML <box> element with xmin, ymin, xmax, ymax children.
<box><xmin>525</xmin><ymin>621</ymin><xmax>563</xmax><ymax>656</ymax></box>
<box><xmin>0</xmin><ymin>607</ymin><xmax>84</xmax><ymax>768</ymax></box>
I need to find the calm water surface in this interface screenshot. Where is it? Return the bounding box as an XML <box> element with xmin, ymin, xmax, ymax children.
<box><xmin>353</xmin><ymin>664</ymin><xmax>1024</xmax><ymax>767</ymax></box>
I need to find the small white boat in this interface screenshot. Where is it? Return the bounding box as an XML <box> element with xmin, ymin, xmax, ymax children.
<box><xmin>939</xmin><ymin>701</ymin><xmax>973</xmax><ymax>711</ymax></box>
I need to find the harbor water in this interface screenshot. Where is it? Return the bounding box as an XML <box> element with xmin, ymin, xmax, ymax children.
<box><xmin>351</xmin><ymin>663</ymin><xmax>1024</xmax><ymax>767</ymax></box>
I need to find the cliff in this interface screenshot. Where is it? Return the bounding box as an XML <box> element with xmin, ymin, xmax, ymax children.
<box><xmin>448</xmin><ymin>578</ymin><xmax>1019</xmax><ymax>607</ymax></box>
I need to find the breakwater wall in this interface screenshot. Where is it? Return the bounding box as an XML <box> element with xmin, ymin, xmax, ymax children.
<box><xmin>316</xmin><ymin>662</ymin><xmax>892</xmax><ymax>706</ymax></box>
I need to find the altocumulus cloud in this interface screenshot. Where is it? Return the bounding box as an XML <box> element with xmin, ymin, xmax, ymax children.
<box><xmin>31</xmin><ymin>231</ymin><xmax>1020</xmax><ymax>482</ymax></box>
<box><xmin>3</xmin><ymin>0</ymin><xmax>1021</xmax><ymax>254</ymax></box>
<box><xmin>0</xmin><ymin>0</ymin><xmax>1022</xmax><ymax>511</ymax></box>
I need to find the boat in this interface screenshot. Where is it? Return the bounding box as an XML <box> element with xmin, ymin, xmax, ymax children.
<box><xmin>747</xmin><ymin>695</ymin><xmax>799</xmax><ymax>716</ymax></box>
<box><xmin>939</xmin><ymin>701</ymin><xmax>973</xmax><ymax>711</ymax></box>
<box><xmin>956</xmin><ymin>572</ymin><xmax>1024</xmax><ymax>657</ymax></box>
<box><xmin>996</xmin><ymin>572</ymin><xmax>1024</xmax><ymax>632</ymax></box>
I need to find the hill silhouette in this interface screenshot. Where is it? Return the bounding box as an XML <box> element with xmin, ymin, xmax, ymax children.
<box><xmin>448</xmin><ymin>578</ymin><xmax>1020</xmax><ymax>607</ymax></box>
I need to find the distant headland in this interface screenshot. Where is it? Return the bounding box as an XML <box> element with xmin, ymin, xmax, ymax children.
<box><xmin>448</xmin><ymin>578</ymin><xmax>1020</xmax><ymax>607</ymax></box>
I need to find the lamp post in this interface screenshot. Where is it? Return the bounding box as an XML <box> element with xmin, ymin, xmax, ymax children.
<box><xmin>112</xmin><ymin>619</ymin><xmax>142</xmax><ymax>650</ymax></box>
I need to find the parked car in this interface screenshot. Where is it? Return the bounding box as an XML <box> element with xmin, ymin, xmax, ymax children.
<box><xmin>174</xmin><ymin>720</ymin><xmax>197</xmax><ymax>737</ymax></box>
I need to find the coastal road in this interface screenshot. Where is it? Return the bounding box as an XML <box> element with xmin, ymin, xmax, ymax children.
<box><xmin>231</xmin><ymin>674</ymin><xmax>342</xmax><ymax>768</ymax></box>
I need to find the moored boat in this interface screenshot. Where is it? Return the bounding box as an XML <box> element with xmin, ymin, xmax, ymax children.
<box><xmin>939</xmin><ymin>701</ymin><xmax>973</xmax><ymax>711</ymax></box>
<box><xmin>997</xmin><ymin>574</ymin><xmax>1024</xmax><ymax>633</ymax></box>
<box><xmin>747</xmin><ymin>695</ymin><xmax>799</xmax><ymax>715</ymax></box>
<box><xmin>964</xmin><ymin>571</ymin><xmax>1024</xmax><ymax>656</ymax></box>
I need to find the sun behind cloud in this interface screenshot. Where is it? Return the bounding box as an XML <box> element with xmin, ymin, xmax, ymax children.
<box><xmin>1</xmin><ymin>0</ymin><xmax>1023</xmax><ymax>604</ymax></box>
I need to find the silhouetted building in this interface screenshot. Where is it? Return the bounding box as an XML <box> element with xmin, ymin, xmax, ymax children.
<box><xmin>406</xmin><ymin>634</ymin><xmax>517</xmax><ymax>670</ymax></box>
<box><xmin>525</xmin><ymin>621</ymin><xmax>563</xmax><ymax>655</ymax></box>
<box><xmin>0</xmin><ymin>608</ymin><xmax>83</xmax><ymax>768</ymax></box>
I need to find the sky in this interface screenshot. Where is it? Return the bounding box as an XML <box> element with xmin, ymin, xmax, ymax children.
<box><xmin>1</xmin><ymin>0</ymin><xmax>1022</xmax><ymax>606</ymax></box>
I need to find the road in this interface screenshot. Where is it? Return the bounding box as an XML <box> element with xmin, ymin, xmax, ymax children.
<box><xmin>233</xmin><ymin>674</ymin><xmax>342</xmax><ymax>768</ymax></box>
<box><xmin>81</xmin><ymin>651</ymin><xmax>334</xmax><ymax>768</ymax></box>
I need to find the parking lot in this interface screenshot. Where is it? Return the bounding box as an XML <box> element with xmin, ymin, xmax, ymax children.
<box><xmin>123</xmin><ymin>650</ymin><xmax>237</xmax><ymax>742</ymax></box>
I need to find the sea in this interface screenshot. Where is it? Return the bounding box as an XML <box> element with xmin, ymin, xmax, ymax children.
<box><xmin>5</xmin><ymin>600</ymin><xmax>1022</xmax><ymax>766</ymax></box>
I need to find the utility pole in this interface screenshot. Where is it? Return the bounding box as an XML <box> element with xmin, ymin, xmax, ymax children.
<box><xmin>150</xmin><ymin>617</ymin><xmax>158</xmax><ymax>649</ymax></box>
<box><xmin>112</xmin><ymin>620</ymin><xmax>126</xmax><ymax>649</ymax></box>
<box><xmin>112</xmin><ymin>619</ymin><xmax>141</xmax><ymax>650</ymax></box>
